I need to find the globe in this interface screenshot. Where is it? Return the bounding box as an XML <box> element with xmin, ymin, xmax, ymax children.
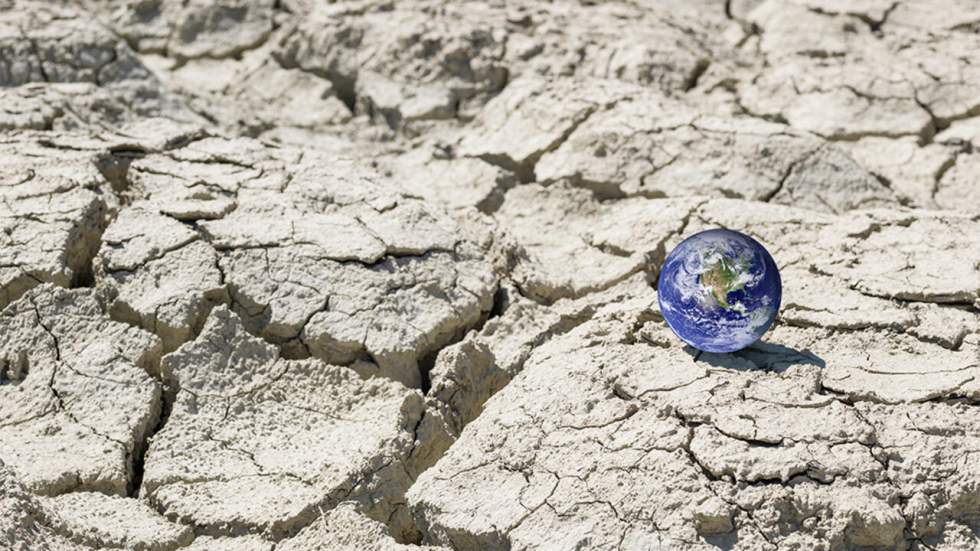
<box><xmin>657</xmin><ymin>229</ymin><xmax>781</xmax><ymax>353</ymax></box>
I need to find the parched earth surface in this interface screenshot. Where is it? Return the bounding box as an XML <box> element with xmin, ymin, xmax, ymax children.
<box><xmin>1</xmin><ymin>0</ymin><xmax>978</xmax><ymax>550</ymax></box>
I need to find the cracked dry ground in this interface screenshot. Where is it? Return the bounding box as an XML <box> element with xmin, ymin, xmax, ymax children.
<box><xmin>0</xmin><ymin>1</ymin><xmax>978</xmax><ymax>551</ymax></box>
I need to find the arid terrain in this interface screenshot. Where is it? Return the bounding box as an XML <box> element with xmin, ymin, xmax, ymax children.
<box><xmin>1</xmin><ymin>0</ymin><xmax>979</xmax><ymax>550</ymax></box>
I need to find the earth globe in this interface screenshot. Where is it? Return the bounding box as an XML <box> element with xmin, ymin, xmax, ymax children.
<box><xmin>657</xmin><ymin>228</ymin><xmax>781</xmax><ymax>353</ymax></box>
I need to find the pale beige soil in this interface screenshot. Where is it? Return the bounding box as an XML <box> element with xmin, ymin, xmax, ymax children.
<box><xmin>1</xmin><ymin>1</ymin><xmax>978</xmax><ymax>550</ymax></box>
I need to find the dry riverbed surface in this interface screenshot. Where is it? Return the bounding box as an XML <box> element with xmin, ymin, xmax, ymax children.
<box><xmin>1</xmin><ymin>0</ymin><xmax>978</xmax><ymax>550</ymax></box>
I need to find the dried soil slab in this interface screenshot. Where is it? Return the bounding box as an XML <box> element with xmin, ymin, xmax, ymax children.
<box><xmin>277</xmin><ymin>501</ymin><xmax>448</xmax><ymax>551</ymax></box>
<box><xmin>120</xmin><ymin>134</ymin><xmax>295</xmax><ymax>207</ymax></box>
<box><xmin>0</xmin><ymin>139</ymin><xmax>110</xmax><ymax>310</ymax></box>
<box><xmin>0</xmin><ymin>464</ymin><xmax>86</xmax><ymax>551</ymax></box>
<box><xmin>40</xmin><ymin>492</ymin><xmax>192</xmax><ymax>551</ymax></box>
<box><xmin>812</xmin><ymin>210</ymin><xmax>980</xmax><ymax>306</ymax></box>
<box><xmin>0</xmin><ymin>285</ymin><xmax>162</xmax><ymax>496</ymax></box>
<box><xmin>761</xmin><ymin>325</ymin><xmax>980</xmax><ymax>404</ymax></box>
<box><xmin>277</xmin><ymin>1</ymin><xmax>508</xmax><ymax>124</ymax></box>
<box><xmin>780</xmin><ymin>267</ymin><xmax>975</xmax><ymax>353</ymax></box>
<box><xmin>96</xmin><ymin>207</ymin><xmax>226</xmax><ymax>354</ymax></box>
<box><xmin>141</xmin><ymin>307</ymin><xmax>426</xmax><ymax>541</ymax></box>
<box><xmin>222</xmin><ymin>61</ymin><xmax>352</xmax><ymax>129</ymax></box>
<box><xmin>780</xmin><ymin>267</ymin><xmax>916</xmax><ymax>331</ymax></box>
<box><xmin>2</xmin><ymin>467</ymin><xmax>194</xmax><ymax>551</ymax></box>
<box><xmin>458</xmin><ymin>77</ymin><xmax>637</xmax><ymax>181</ymax></box>
<box><xmin>382</xmin><ymin>148</ymin><xmax>518</xmax><ymax>214</ymax></box>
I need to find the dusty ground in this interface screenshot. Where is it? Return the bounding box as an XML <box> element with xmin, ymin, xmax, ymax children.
<box><xmin>1</xmin><ymin>0</ymin><xmax>978</xmax><ymax>549</ymax></box>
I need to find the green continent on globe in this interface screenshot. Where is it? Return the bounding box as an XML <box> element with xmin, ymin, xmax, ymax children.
<box><xmin>700</xmin><ymin>254</ymin><xmax>749</xmax><ymax>309</ymax></box>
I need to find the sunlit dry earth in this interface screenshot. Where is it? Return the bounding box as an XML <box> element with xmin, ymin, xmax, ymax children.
<box><xmin>1</xmin><ymin>1</ymin><xmax>978</xmax><ymax>550</ymax></box>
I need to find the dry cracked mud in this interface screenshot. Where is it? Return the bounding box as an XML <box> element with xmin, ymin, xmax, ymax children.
<box><xmin>1</xmin><ymin>0</ymin><xmax>978</xmax><ymax>550</ymax></box>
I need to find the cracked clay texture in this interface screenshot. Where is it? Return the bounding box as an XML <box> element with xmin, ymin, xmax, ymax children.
<box><xmin>0</xmin><ymin>0</ymin><xmax>978</xmax><ymax>550</ymax></box>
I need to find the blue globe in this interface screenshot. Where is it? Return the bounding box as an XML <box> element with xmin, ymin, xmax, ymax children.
<box><xmin>657</xmin><ymin>229</ymin><xmax>781</xmax><ymax>353</ymax></box>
